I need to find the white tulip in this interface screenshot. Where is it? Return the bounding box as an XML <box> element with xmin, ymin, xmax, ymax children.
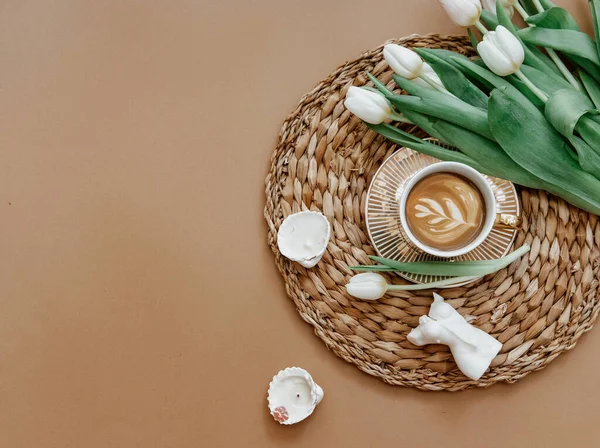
<box><xmin>439</xmin><ymin>0</ymin><xmax>482</xmax><ymax>27</ymax></box>
<box><xmin>481</xmin><ymin>0</ymin><xmax>514</xmax><ymax>17</ymax></box>
<box><xmin>345</xmin><ymin>273</ymin><xmax>389</xmax><ymax>300</ymax></box>
<box><xmin>412</xmin><ymin>63</ymin><xmax>445</xmax><ymax>89</ymax></box>
<box><xmin>344</xmin><ymin>87</ymin><xmax>391</xmax><ymax>124</ymax></box>
<box><xmin>383</xmin><ymin>44</ymin><xmax>423</xmax><ymax>80</ymax></box>
<box><xmin>477</xmin><ymin>25</ymin><xmax>524</xmax><ymax>76</ymax></box>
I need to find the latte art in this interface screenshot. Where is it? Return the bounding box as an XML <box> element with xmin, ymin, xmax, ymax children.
<box><xmin>406</xmin><ymin>173</ymin><xmax>485</xmax><ymax>251</ymax></box>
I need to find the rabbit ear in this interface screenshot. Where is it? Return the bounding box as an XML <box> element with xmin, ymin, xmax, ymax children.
<box><xmin>430</xmin><ymin>293</ymin><xmax>457</xmax><ymax>320</ymax></box>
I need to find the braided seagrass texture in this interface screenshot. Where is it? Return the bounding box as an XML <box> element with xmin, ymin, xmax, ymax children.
<box><xmin>264</xmin><ymin>34</ymin><xmax>600</xmax><ymax>391</ymax></box>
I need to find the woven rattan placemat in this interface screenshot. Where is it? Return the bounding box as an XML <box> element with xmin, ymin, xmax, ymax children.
<box><xmin>264</xmin><ymin>34</ymin><xmax>600</xmax><ymax>391</ymax></box>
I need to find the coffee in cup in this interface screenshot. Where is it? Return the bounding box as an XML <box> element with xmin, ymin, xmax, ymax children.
<box><xmin>405</xmin><ymin>172</ymin><xmax>486</xmax><ymax>251</ymax></box>
<box><xmin>399</xmin><ymin>162</ymin><xmax>518</xmax><ymax>258</ymax></box>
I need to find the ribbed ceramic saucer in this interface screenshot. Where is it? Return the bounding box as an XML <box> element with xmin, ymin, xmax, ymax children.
<box><xmin>365</xmin><ymin>147</ymin><xmax>520</xmax><ymax>286</ymax></box>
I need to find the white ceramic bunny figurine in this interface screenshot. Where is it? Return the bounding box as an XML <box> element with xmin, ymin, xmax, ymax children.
<box><xmin>407</xmin><ymin>293</ymin><xmax>502</xmax><ymax>381</ymax></box>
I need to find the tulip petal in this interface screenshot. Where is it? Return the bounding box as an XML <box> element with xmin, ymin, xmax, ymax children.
<box><xmin>345</xmin><ymin>86</ymin><xmax>362</xmax><ymax>99</ymax></box>
<box><xmin>344</xmin><ymin>87</ymin><xmax>391</xmax><ymax>124</ymax></box>
<box><xmin>344</xmin><ymin>97</ymin><xmax>388</xmax><ymax>124</ymax></box>
<box><xmin>478</xmin><ymin>40</ymin><xmax>515</xmax><ymax>76</ymax></box>
<box><xmin>365</xmin><ymin>89</ymin><xmax>392</xmax><ymax>110</ymax></box>
<box><xmin>346</xmin><ymin>273</ymin><xmax>388</xmax><ymax>300</ymax></box>
<box><xmin>481</xmin><ymin>0</ymin><xmax>514</xmax><ymax>17</ymax></box>
<box><xmin>495</xmin><ymin>26</ymin><xmax>525</xmax><ymax>68</ymax></box>
<box><xmin>439</xmin><ymin>0</ymin><xmax>482</xmax><ymax>27</ymax></box>
<box><xmin>481</xmin><ymin>0</ymin><xmax>496</xmax><ymax>13</ymax></box>
<box><xmin>383</xmin><ymin>44</ymin><xmax>423</xmax><ymax>80</ymax></box>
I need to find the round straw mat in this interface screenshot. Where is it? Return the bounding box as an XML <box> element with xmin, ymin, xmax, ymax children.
<box><xmin>264</xmin><ymin>34</ymin><xmax>600</xmax><ymax>391</ymax></box>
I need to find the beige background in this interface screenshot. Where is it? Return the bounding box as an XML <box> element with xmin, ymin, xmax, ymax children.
<box><xmin>0</xmin><ymin>0</ymin><xmax>599</xmax><ymax>447</ymax></box>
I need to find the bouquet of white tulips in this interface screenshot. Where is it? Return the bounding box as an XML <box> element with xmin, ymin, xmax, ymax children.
<box><xmin>345</xmin><ymin>0</ymin><xmax>600</xmax><ymax>215</ymax></box>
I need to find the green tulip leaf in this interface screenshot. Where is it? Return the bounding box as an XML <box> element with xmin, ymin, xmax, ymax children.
<box><xmin>524</xmin><ymin>6</ymin><xmax>595</xmax><ymax>86</ymax></box>
<box><xmin>415</xmin><ymin>48</ymin><xmax>472</xmax><ymax>65</ymax></box>
<box><xmin>367</xmin><ymin>73</ymin><xmax>396</xmax><ymax>97</ymax></box>
<box><xmin>495</xmin><ymin>1</ymin><xmax>517</xmax><ymax>30</ymax></box>
<box><xmin>574</xmin><ymin>115</ymin><xmax>600</xmax><ymax>157</ymax></box>
<box><xmin>521</xmin><ymin>65</ymin><xmax>574</xmax><ymax>94</ymax></box>
<box><xmin>431</xmin><ymin>121</ymin><xmax>545</xmax><ymax>189</ymax></box>
<box><xmin>517</xmin><ymin>24</ymin><xmax>600</xmax><ymax>81</ymax></box>
<box><xmin>467</xmin><ymin>28</ymin><xmax>479</xmax><ymax>50</ymax></box>
<box><xmin>508</xmin><ymin>75</ymin><xmax>545</xmax><ymax>108</ymax></box>
<box><xmin>568</xmin><ymin>135</ymin><xmax>600</xmax><ymax>179</ymax></box>
<box><xmin>518</xmin><ymin>27</ymin><xmax>600</xmax><ymax>67</ymax></box>
<box><xmin>519</xmin><ymin>0</ymin><xmax>555</xmax><ymax>14</ymax></box>
<box><xmin>540</xmin><ymin>0</ymin><xmax>558</xmax><ymax>9</ymax></box>
<box><xmin>488</xmin><ymin>87</ymin><xmax>600</xmax><ymax>214</ymax></box>
<box><xmin>590</xmin><ymin>0</ymin><xmax>600</xmax><ymax>60</ymax></box>
<box><xmin>366</xmin><ymin>123</ymin><xmax>485</xmax><ymax>170</ymax></box>
<box><xmin>519</xmin><ymin>0</ymin><xmax>543</xmax><ymax>14</ymax></box>
<box><xmin>545</xmin><ymin>88</ymin><xmax>596</xmax><ymax>137</ymax></box>
<box><xmin>412</xmin><ymin>49</ymin><xmax>477</xmax><ymax>80</ymax></box>
<box><xmin>479</xmin><ymin>10</ymin><xmax>499</xmax><ymax>30</ymax></box>
<box><xmin>388</xmin><ymin>74</ymin><xmax>493</xmax><ymax>138</ymax></box>
<box><xmin>366</xmin><ymin>245</ymin><xmax>530</xmax><ymax>277</ymax></box>
<box><xmin>579</xmin><ymin>70</ymin><xmax>600</xmax><ymax>109</ymax></box>
<box><xmin>526</xmin><ymin>7</ymin><xmax>580</xmax><ymax>31</ymax></box>
<box><xmin>568</xmin><ymin>55</ymin><xmax>600</xmax><ymax>82</ymax></box>
<box><xmin>520</xmin><ymin>0</ymin><xmax>555</xmax><ymax>13</ymax></box>
<box><xmin>506</xmin><ymin>64</ymin><xmax>574</xmax><ymax>109</ymax></box>
<box><xmin>415</xmin><ymin>48</ymin><xmax>489</xmax><ymax>109</ymax></box>
<box><xmin>543</xmin><ymin>88</ymin><xmax>600</xmax><ymax>176</ymax></box>
<box><xmin>398</xmin><ymin>109</ymin><xmax>450</xmax><ymax>143</ymax></box>
<box><xmin>451</xmin><ymin>57</ymin><xmax>533</xmax><ymax>104</ymax></box>
<box><xmin>396</xmin><ymin>107</ymin><xmax>546</xmax><ymax>190</ymax></box>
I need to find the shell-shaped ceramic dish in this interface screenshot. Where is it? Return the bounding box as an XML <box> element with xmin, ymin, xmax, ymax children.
<box><xmin>277</xmin><ymin>211</ymin><xmax>331</xmax><ymax>268</ymax></box>
<box><xmin>365</xmin><ymin>146</ymin><xmax>520</xmax><ymax>287</ymax></box>
<box><xmin>267</xmin><ymin>367</ymin><xmax>324</xmax><ymax>425</ymax></box>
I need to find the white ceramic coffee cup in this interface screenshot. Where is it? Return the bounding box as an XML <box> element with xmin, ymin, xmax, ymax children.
<box><xmin>399</xmin><ymin>162</ymin><xmax>513</xmax><ymax>258</ymax></box>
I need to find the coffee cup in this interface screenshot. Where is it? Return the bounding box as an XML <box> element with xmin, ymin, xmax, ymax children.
<box><xmin>399</xmin><ymin>162</ymin><xmax>519</xmax><ymax>258</ymax></box>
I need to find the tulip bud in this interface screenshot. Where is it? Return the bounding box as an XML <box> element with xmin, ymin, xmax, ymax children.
<box><xmin>383</xmin><ymin>44</ymin><xmax>423</xmax><ymax>80</ymax></box>
<box><xmin>477</xmin><ymin>25</ymin><xmax>524</xmax><ymax>76</ymax></box>
<box><xmin>481</xmin><ymin>0</ymin><xmax>514</xmax><ymax>17</ymax></box>
<box><xmin>345</xmin><ymin>273</ymin><xmax>388</xmax><ymax>300</ymax></box>
<box><xmin>412</xmin><ymin>63</ymin><xmax>445</xmax><ymax>90</ymax></box>
<box><xmin>439</xmin><ymin>0</ymin><xmax>482</xmax><ymax>27</ymax></box>
<box><xmin>344</xmin><ymin>87</ymin><xmax>391</xmax><ymax>124</ymax></box>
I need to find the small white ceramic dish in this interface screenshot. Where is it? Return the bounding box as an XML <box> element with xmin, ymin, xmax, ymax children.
<box><xmin>277</xmin><ymin>211</ymin><xmax>330</xmax><ymax>268</ymax></box>
<box><xmin>267</xmin><ymin>367</ymin><xmax>324</xmax><ymax>425</ymax></box>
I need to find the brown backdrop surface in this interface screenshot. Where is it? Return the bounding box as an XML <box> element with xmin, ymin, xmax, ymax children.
<box><xmin>0</xmin><ymin>1</ymin><xmax>599</xmax><ymax>447</ymax></box>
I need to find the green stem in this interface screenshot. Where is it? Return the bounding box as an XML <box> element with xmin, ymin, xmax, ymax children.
<box><xmin>474</xmin><ymin>20</ymin><xmax>488</xmax><ymax>35</ymax></box>
<box><xmin>531</xmin><ymin>0</ymin><xmax>544</xmax><ymax>13</ymax></box>
<box><xmin>386</xmin><ymin>276</ymin><xmax>479</xmax><ymax>291</ymax></box>
<box><xmin>417</xmin><ymin>73</ymin><xmax>449</xmax><ymax>94</ymax></box>
<box><xmin>546</xmin><ymin>49</ymin><xmax>582</xmax><ymax>90</ymax></box>
<box><xmin>514</xmin><ymin>2</ymin><xmax>529</xmax><ymax>19</ymax></box>
<box><xmin>515</xmin><ymin>69</ymin><xmax>548</xmax><ymax>101</ymax></box>
<box><xmin>388</xmin><ymin>111</ymin><xmax>412</xmax><ymax>123</ymax></box>
<box><xmin>514</xmin><ymin>1</ymin><xmax>581</xmax><ymax>91</ymax></box>
<box><xmin>362</xmin><ymin>86</ymin><xmax>383</xmax><ymax>94</ymax></box>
